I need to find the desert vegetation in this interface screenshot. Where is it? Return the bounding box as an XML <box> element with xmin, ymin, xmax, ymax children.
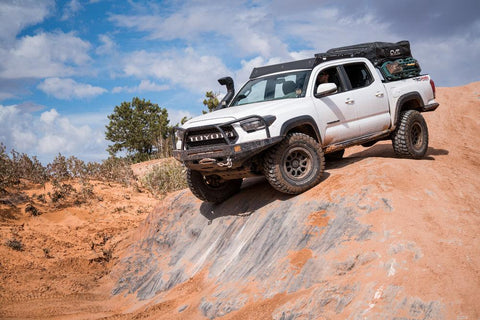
<box><xmin>0</xmin><ymin>142</ymin><xmax>186</xmax><ymax>223</ymax></box>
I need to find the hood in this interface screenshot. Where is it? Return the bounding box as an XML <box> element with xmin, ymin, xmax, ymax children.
<box><xmin>183</xmin><ymin>99</ymin><xmax>301</xmax><ymax>129</ymax></box>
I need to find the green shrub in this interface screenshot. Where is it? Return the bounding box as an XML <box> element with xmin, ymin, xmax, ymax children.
<box><xmin>49</xmin><ymin>180</ymin><xmax>76</xmax><ymax>203</ymax></box>
<box><xmin>94</xmin><ymin>157</ymin><xmax>136</xmax><ymax>186</ymax></box>
<box><xmin>67</xmin><ymin>156</ymin><xmax>88</xmax><ymax>179</ymax></box>
<box><xmin>141</xmin><ymin>160</ymin><xmax>187</xmax><ymax>195</ymax></box>
<box><xmin>0</xmin><ymin>144</ymin><xmax>48</xmax><ymax>187</ymax></box>
<box><xmin>6</xmin><ymin>239</ymin><xmax>24</xmax><ymax>251</ymax></box>
<box><xmin>47</xmin><ymin>153</ymin><xmax>70</xmax><ymax>181</ymax></box>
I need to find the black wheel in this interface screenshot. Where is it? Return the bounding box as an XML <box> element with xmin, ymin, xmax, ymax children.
<box><xmin>186</xmin><ymin>169</ymin><xmax>242</xmax><ymax>204</ymax></box>
<box><xmin>392</xmin><ymin>110</ymin><xmax>429</xmax><ymax>159</ymax></box>
<box><xmin>325</xmin><ymin>149</ymin><xmax>344</xmax><ymax>161</ymax></box>
<box><xmin>264</xmin><ymin>133</ymin><xmax>324</xmax><ymax>194</ymax></box>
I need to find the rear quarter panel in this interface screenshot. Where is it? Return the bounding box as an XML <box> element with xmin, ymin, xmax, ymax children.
<box><xmin>383</xmin><ymin>75</ymin><xmax>436</xmax><ymax>127</ymax></box>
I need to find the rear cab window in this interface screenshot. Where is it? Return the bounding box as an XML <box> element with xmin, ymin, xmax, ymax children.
<box><xmin>343</xmin><ymin>62</ymin><xmax>374</xmax><ymax>89</ymax></box>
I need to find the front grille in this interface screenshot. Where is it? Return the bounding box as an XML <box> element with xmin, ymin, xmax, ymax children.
<box><xmin>185</xmin><ymin>125</ymin><xmax>238</xmax><ymax>149</ymax></box>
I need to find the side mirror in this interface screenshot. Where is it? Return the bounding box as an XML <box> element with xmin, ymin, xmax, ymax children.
<box><xmin>315</xmin><ymin>83</ymin><xmax>337</xmax><ymax>97</ymax></box>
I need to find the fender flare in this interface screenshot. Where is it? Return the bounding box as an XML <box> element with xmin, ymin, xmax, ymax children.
<box><xmin>280</xmin><ymin>115</ymin><xmax>322</xmax><ymax>144</ymax></box>
<box><xmin>394</xmin><ymin>92</ymin><xmax>424</xmax><ymax>125</ymax></box>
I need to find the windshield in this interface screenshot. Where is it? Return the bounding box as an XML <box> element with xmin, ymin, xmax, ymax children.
<box><xmin>231</xmin><ymin>70</ymin><xmax>311</xmax><ymax>107</ymax></box>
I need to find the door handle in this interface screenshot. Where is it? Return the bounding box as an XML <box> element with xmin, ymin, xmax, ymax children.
<box><xmin>375</xmin><ymin>91</ymin><xmax>384</xmax><ymax>97</ymax></box>
<box><xmin>345</xmin><ymin>98</ymin><xmax>355</xmax><ymax>104</ymax></box>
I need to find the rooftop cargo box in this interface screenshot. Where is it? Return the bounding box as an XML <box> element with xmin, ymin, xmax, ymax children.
<box><xmin>321</xmin><ymin>40</ymin><xmax>412</xmax><ymax>66</ymax></box>
<box><xmin>250</xmin><ymin>41</ymin><xmax>420</xmax><ymax>80</ymax></box>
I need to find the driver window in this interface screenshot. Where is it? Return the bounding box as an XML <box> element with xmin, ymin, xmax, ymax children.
<box><xmin>315</xmin><ymin>67</ymin><xmax>342</xmax><ymax>94</ymax></box>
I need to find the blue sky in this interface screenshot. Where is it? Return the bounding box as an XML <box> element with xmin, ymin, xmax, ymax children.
<box><xmin>1</xmin><ymin>0</ymin><xmax>479</xmax><ymax>164</ymax></box>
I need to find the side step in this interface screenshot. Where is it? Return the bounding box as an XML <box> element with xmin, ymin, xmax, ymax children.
<box><xmin>324</xmin><ymin>130</ymin><xmax>391</xmax><ymax>154</ymax></box>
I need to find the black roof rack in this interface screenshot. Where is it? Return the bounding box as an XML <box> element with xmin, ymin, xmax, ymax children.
<box><xmin>249</xmin><ymin>41</ymin><xmax>412</xmax><ymax>79</ymax></box>
<box><xmin>249</xmin><ymin>58</ymin><xmax>318</xmax><ymax>79</ymax></box>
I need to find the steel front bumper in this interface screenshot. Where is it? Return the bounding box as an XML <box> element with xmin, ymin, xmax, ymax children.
<box><xmin>172</xmin><ymin>136</ymin><xmax>283</xmax><ymax>172</ymax></box>
<box><xmin>172</xmin><ymin>115</ymin><xmax>280</xmax><ymax>172</ymax></box>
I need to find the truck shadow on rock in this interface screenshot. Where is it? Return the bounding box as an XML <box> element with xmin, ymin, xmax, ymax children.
<box><xmin>327</xmin><ymin>144</ymin><xmax>449</xmax><ymax>170</ymax></box>
<box><xmin>199</xmin><ymin>172</ymin><xmax>330</xmax><ymax>221</ymax></box>
<box><xmin>199</xmin><ymin>177</ymin><xmax>292</xmax><ymax>221</ymax></box>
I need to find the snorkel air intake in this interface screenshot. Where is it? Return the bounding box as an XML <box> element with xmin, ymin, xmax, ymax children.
<box><xmin>217</xmin><ymin>76</ymin><xmax>235</xmax><ymax>109</ymax></box>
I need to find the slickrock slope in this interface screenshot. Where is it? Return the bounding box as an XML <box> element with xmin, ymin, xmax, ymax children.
<box><xmin>111</xmin><ymin>82</ymin><xmax>480</xmax><ymax>319</ymax></box>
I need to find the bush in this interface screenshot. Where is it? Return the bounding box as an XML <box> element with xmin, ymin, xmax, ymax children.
<box><xmin>12</xmin><ymin>151</ymin><xmax>48</xmax><ymax>184</ymax></box>
<box><xmin>0</xmin><ymin>144</ymin><xmax>143</xmax><ymax>192</ymax></box>
<box><xmin>47</xmin><ymin>153</ymin><xmax>70</xmax><ymax>181</ymax></box>
<box><xmin>49</xmin><ymin>180</ymin><xmax>76</xmax><ymax>203</ymax></box>
<box><xmin>6</xmin><ymin>239</ymin><xmax>24</xmax><ymax>251</ymax></box>
<box><xmin>0</xmin><ymin>143</ymin><xmax>15</xmax><ymax>188</ymax></box>
<box><xmin>94</xmin><ymin>157</ymin><xmax>136</xmax><ymax>186</ymax></box>
<box><xmin>0</xmin><ymin>144</ymin><xmax>48</xmax><ymax>187</ymax></box>
<box><xmin>141</xmin><ymin>160</ymin><xmax>187</xmax><ymax>195</ymax></box>
<box><xmin>67</xmin><ymin>156</ymin><xmax>88</xmax><ymax>179</ymax></box>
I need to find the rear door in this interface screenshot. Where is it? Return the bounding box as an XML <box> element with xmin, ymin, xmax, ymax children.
<box><xmin>342</xmin><ymin>62</ymin><xmax>390</xmax><ymax>135</ymax></box>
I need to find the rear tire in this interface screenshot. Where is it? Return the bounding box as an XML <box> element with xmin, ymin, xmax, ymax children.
<box><xmin>186</xmin><ymin>169</ymin><xmax>242</xmax><ymax>204</ymax></box>
<box><xmin>264</xmin><ymin>133</ymin><xmax>324</xmax><ymax>194</ymax></box>
<box><xmin>392</xmin><ymin>110</ymin><xmax>429</xmax><ymax>159</ymax></box>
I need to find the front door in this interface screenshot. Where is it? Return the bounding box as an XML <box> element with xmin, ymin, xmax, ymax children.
<box><xmin>312</xmin><ymin>66</ymin><xmax>359</xmax><ymax>145</ymax></box>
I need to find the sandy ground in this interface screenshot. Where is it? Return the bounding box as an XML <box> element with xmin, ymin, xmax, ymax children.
<box><xmin>0</xmin><ymin>82</ymin><xmax>479</xmax><ymax>319</ymax></box>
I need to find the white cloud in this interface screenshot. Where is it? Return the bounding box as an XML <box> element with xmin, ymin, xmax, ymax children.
<box><xmin>40</xmin><ymin>108</ymin><xmax>59</xmax><ymax>124</ymax></box>
<box><xmin>38</xmin><ymin>78</ymin><xmax>107</xmax><ymax>99</ymax></box>
<box><xmin>109</xmin><ymin>2</ymin><xmax>289</xmax><ymax>57</ymax></box>
<box><xmin>0</xmin><ymin>0</ymin><xmax>54</xmax><ymax>44</ymax></box>
<box><xmin>122</xmin><ymin>47</ymin><xmax>231</xmax><ymax>93</ymax></box>
<box><xmin>0</xmin><ymin>31</ymin><xmax>91</xmax><ymax>79</ymax></box>
<box><xmin>107</xmin><ymin>2</ymin><xmax>401</xmax><ymax>92</ymax></box>
<box><xmin>15</xmin><ymin>101</ymin><xmax>46</xmax><ymax>113</ymax></box>
<box><xmin>96</xmin><ymin>34</ymin><xmax>117</xmax><ymax>55</ymax></box>
<box><xmin>0</xmin><ymin>104</ymin><xmax>38</xmax><ymax>151</ymax></box>
<box><xmin>0</xmin><ymin>91</ymin><xmax>15</xmax><ymax>100</ymax></box>
<box><xmin>167</xmin><ymin>108</ymin><xmax>195</xmax><ymax>126</ymax></box>
<box><xmin>112</xmin><ymin>80</ymin><xmax>170</xmax><ymax>93</ymax></box>
<box><xmin>414</xmin><ymin>36</ymin><xmax>480</xmax><ymax>87</ymax></box>
<box><xmin>38</xmin><ymin>135</ymin><xmax>68</xmax><ymax>154</ymax></box>
<box><xmin>0</xmin><ymin>104</ymin><xmax>108</xmax><ymax>163</ymax></box>
<box><xmin>61</xmin><ymin>0</ymin><xmax>83</xmax><ymax>21</ymax></box>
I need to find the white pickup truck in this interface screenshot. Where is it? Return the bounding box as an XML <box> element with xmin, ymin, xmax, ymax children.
<box><xmin>173</xmin><ymin>41</ymin><xmax>439</xmax><ymax>203</ymax></box>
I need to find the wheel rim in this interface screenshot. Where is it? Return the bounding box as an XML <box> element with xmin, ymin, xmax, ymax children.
<box><xmin>411</xmin><ymin>122</ymin><xmax>424</xmax><ymax>150</ymax></box>
<box><xmin>283</xmin><ymin>146</ymin><xmax>312</xmax><ymax>181</ymax></box>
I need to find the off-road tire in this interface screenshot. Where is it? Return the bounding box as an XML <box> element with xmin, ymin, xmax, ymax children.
<box><xmin>264</xmin><ymin>133</ymin><xmax>324</xmax><ymax>194</ymax></box>
<box><xmin>186</xmin><ymin>169</ymin><xmax>242</xmax><ymax>204</ymax></box>
<box><xmin>392</xmin><ymin>110</ymin><xmax>429</xmax><ymax>159</ymax></box>
<box><xmin>325</xmin><ymin>149</ymin><xmax>345</xmax><ymax>161</ymax></box>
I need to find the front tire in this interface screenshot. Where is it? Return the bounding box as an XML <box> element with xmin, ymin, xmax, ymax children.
<box><xmin>186</xmin><ymin>169</ymin><xmax>242</xmax><ymax>204</ymax></box>
<box><xmin>392</xmin><ymin>110</ymin><xmax>429</xmax><ymax>159</ymax></box>
<box><xmin>264</xmin><ymin>133</ymin><xmax>324</xmax><ymax>194</ymax></box>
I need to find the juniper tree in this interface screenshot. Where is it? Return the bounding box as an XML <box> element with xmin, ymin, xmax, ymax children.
<box><xmin>105</xmin><ymin>97</ymin><xmax>169</xmax><ymax>161</ymax></box>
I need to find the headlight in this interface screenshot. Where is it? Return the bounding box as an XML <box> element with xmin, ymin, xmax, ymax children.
<box><xmin>240</xmin><ymin>115</ymin><xmax>276</xmax><ymax>133</ymax></box>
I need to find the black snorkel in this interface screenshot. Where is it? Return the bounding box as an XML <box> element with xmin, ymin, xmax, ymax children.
<box><xmin>217</xmin><ymin>76</ymin><xmax>235</xmax><ymax>109</ymax></box>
